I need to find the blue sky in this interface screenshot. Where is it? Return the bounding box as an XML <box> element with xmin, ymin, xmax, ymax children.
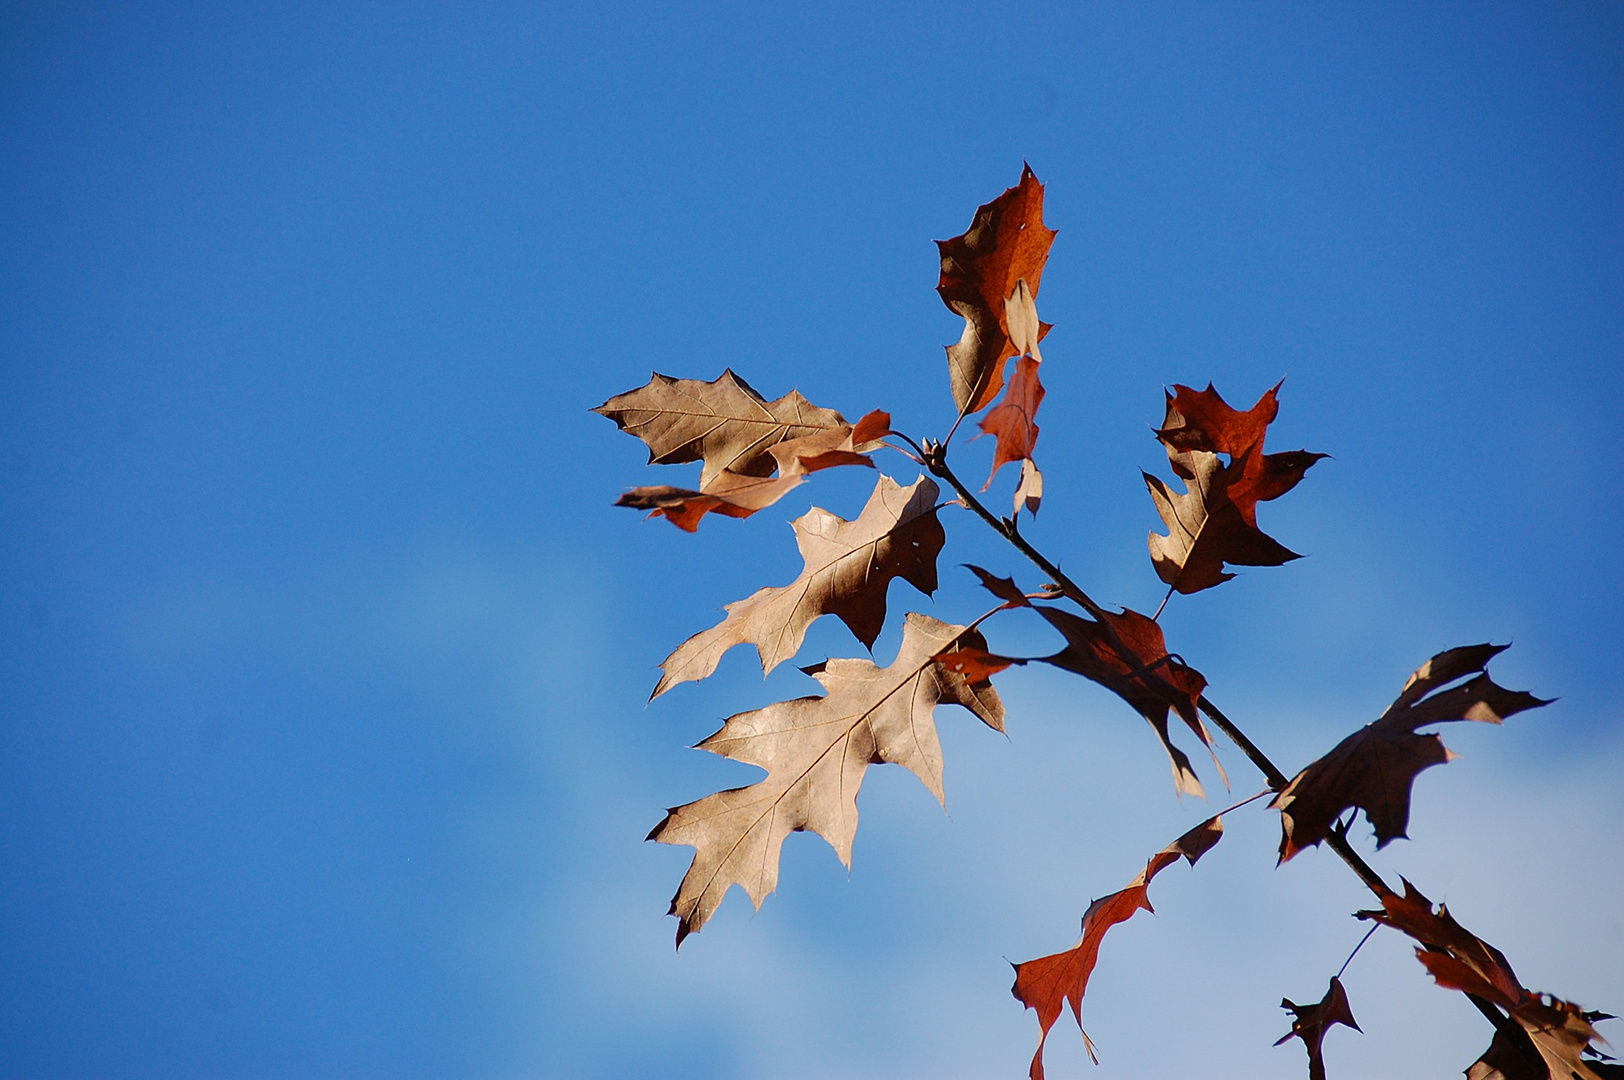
<box><xmin>1</xmin><ymin>2</ymin><xmax>1620</xmax><ymax>1077</ymax></box>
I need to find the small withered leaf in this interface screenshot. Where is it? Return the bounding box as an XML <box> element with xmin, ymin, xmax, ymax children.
<box><xmin>964</xmin><ymin>564</ymin><xmax>1031</xmax><ymax>607</ymax></box>
<box><xmin>649</xmin><ymin>614</ymin><xmax>1005</xmax><ymax>945</ymax></box>
<box><xmin>1012</xmin><ymin>817</ymin><xmax>1223</xmax><ymax>1079</ymax></box>
<box><xmin>615</xmin><ymin>472</ymin><xmax>804</xmax><ymax>532</ymax></box>
<box><xmin>1275</xmin><ymin>977</ymin><xmax>1360</xmax><ymax>1080</ymax></box>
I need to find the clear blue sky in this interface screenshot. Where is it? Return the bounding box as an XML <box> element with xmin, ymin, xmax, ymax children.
<box><xmin>2</xmin><ymin>3</ymin><xmax>1619</xmax><ymax>1078</ymax></box>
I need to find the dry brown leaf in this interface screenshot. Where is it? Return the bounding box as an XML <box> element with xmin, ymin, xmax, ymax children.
<box><xmin>1144</xmin><ymin>383</ymin><xmax>1324</xmax><ymax>595</ymax></box>
<box><xmin>595</xmin><ymin>370</ymin><xmax>852</xmax><ymax>488</ymax></box>
<box><xmin>937</xmin><ymin>165</ymin><xmax>1057</xmax><ymax>414</ymax></box>
<box><xmin>1358</xmin><ymin>881</ymin><xmax>1616</xmax><ymax>1080</ymax></box>
<box><xmin>964</xmin><ymin>564</ymin><xmax>1033</xmax><ymax>607</ymax></box>
<box><xmin>652</xmin><ymin>474</ymin><xmax>945</xmax><ymax>697</ymax></box>
<box><xmin>979</xmin><ymin>356</ymin><xmax>1045</xmax><ymax>487</ymax></box>
<box><xmin>1275</xmin><ymin>977</ymin><xmax>1361</xmax><ymax>1080</ymax></box>
<box><xmin>1273</xmin><ymin>645</ymin><xmax>1549</xmax><ymax>861</ymax></box>
<box><xmin>649</xmin><ymin>613</ymin><xmax>1005</xmax><ymax>945</ymax></box>
<box><xmin>1012</xmin><ymin>817</ymin><xmax>1224</xmax><ymax>1079</ymax></box>
<box><xmin>1035</xmin><ymin>606</ymin><xmax>1222</xmax><ymax>798</ymax></box>
<box><xmin>615</xmin><ymin>472</ymin><xmax>805</xmax><ymax>532</ymax></box>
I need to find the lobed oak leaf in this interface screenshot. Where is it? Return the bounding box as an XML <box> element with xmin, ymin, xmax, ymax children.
<box><xmin>652</xmin><ymin>474</ymin><xmax>945</xmax><ymax>697</ymax></box>
<box><xmin>1144</xmin><ymin>446</ymin><xmax>1303</xmax><ymax>593</ymax></box>
<box><xmin>1273</xmin><ymin>645</ymin><xmax>1549</xmax><ymax>861</ymax></box>
<box><xmin>1145</xmin><ymin>383</ymin><xmax>1324</xmax><ymax>595</ymax></box>
<box><xmin>648</xmin><ymin>613</ymin><xmax>1005</xmax><ymax>945</ymax></box>
<box><xmin>937</xmin><ymin>165</ymin><xmax>1057</xmax><ymax>414</ymax></box>
<box><xmin>978</xmin><ymin>356</ymin><xmax>1045</xmax><ymax>487</ymax></box>
<box><xmin>1035</xmin><ymin>606</ymin><xmax>1223</xmax><ymax>798</ymax></box>
<box><xmin>1275</xmin><ymin>977</ymin><xmax>1361</xmax><ymax>1080</ymax></box>
<box><xmin>595</xmin><ymin>370</ymin><xmax>852</xmax><ymax>488</ymax></box>
<box><xmin>1358</xmin><ymin>881</ymin><xmax>1617</xmax><ymax>1080</ymax></box>
<box><xmin>1012</xmin><ymin>816</ymin><xmax>1223</xmax><ymax>1079</ymax></box>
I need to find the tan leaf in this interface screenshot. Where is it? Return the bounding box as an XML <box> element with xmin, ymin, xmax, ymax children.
<box><xmin>937</xmin><ymin>165</ymin><xmax>1057</xmax><ymax>414</ymax></box>
<box><xmin>595</xmin><ymin>370</ymin><xmax>852</xmax><ymax>488</ymax></box>
<box><xmin>1036</xmin><ymin>606</ymin><xmax>1221</xmax><ymax>798</ymax></box>
<box><xmin>649</xmin><ymin>613</ymin><xmax>1005</xmax><ymax>945</ymax></box>
<box><xmin>1275</xmin><ymin>977</ymin><xmax>1361</xmax><ymax>1080</ymax></box>
<box><xmin>1012</xmin><ymin>817</ymin><xmax>1223</xmax><ymax>1079</ymax></box>
<box><xmin>1273</xmin><ymin>645</ymin><xmax>1549</xmax><ymax>861</ymax></box>
<box><xmin>1144</xmin><ymin>447</ymin><xmax>1303</xmax><ymax>594</ymax></box>
<box><xmin>652</xmin><ymin>474</ymin><xmax>945</xmax><ymax>697</ymax></box>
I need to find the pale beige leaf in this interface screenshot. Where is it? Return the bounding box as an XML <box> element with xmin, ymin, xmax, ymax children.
<box><xmin>652</xmin><ymin>474</ymin><xmax>945</xmax><ymax>696</ymax></box>
<box><xmin>649</xmin><ymin>613</ymin><xmax>1005</xmax><ymax>944</ymax></box>
<box><xmin>1014</xmin><ymin>457</ymin><xmax>1043</xmax><ymax>517</ymax></box>
<box><xmin>1004</xmin><ymin>278</ymin><xmax>1044</xmax><ymax>362</ymax></box>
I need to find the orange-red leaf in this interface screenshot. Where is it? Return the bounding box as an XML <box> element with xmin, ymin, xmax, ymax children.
<box><xmin>1275</xmin><ymin>977</ymin><xmax>1361</xmax><ymax>1080</ymax></box>
<box><xmin>850</xmin><ymin>408</ymin><xmax>892</xmax><ymax>446</ymax></box>
<box><xmin>1273</xmin><ymin>645</ymin><xmax>1548</xmax><ymax>860</ymax></box>
<box><xmin>979</xmin><ymin>357</ymin><xmax>1045</xmax><ymax>486</ymax></box>
<box><xmin>1036</xmin><ymin>606</ymin><xmax>1221</xmax><ymax>797</ymax></box>
<box><xmin>937</xmin><ymin>166</ymin><xmax>1057</xmax><ymax>414</ymax></box>
<box><xmin>931</xmin><ymin>645</ymin><xmax>1020</xmax><ymax>682</ymax></box>
<box><xmin>1156</xmin><ymin>381</ymin><xmax>1282</xmax><ymax>459</ymax></box>
<box><xmin>1012</xmin><ymin>817</ymin><xmax>1223</xmax><ymax>1079</ymax></box>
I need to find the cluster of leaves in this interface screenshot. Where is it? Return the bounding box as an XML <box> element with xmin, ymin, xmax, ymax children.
<box><xmin>596</xmin><ymin>168</ymin><xmax>1615</xmax><ymax>1078</ymax></box>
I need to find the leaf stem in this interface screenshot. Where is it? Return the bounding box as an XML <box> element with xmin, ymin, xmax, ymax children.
<box><xmin>920</xmin><ymin>434</ymin><xmax>1542</xmax><ymax>1067</ymax></box>
<box><xmin>1336</xmin><ymin>923</ymin><xmax>1379</xmax><ymax>981</ymax></box>
<box><xmin>1152</xmin><ymin>582</ymin><xmax>1175</xmax><ymax>622</ymax></box>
